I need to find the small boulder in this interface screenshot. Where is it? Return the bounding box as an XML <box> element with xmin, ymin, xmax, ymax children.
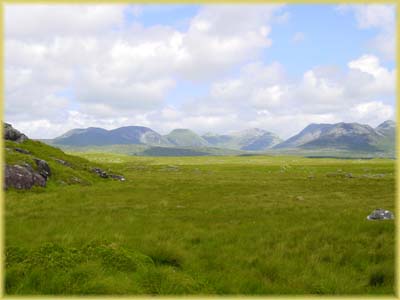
<box><xmin>109</xmin><ymin>174</ymin><xmax>126</xmax><ymax>181</ymax></box>
<box><xmin>14</xmin><ymin>148</ymin><xmax>31</xmax><ymax>154</ymax></box>
<box><xmin>367</xmin><ymin>209</ymin><xmax>394</xmax><ymax>220</ymax></box>
<box><xmin>54</xmin><ymin>158</ymin><xmax>72</xmax><ymax>167</ymax></box>
<box><xmin>5</xmin><ymin>164</ymin><xmax>46</xmax><ymax>189</ymax></box>
<box><xmin>4</xmin><ymin>123</ymin><xmax>28</xmax><ymax>143</ymax></box>
<box><xmin>90</xmin><ymin>167</ymin><xmax>125</xmax><ymax>181</ymax></box>
<box><xmin>91</xmin><ymin>167</ymin><xmax>109</xmax><ymax>178</ymax></box>
<box><xmin>34</xmin><ymin>158</ymin><xmax>51</xmax><ymax>180</ymax></box>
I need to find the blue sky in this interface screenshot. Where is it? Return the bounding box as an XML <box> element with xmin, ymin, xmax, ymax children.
<box><xmin>5</xmin><ymin>4</ymin><xmax>397</xmax><ymax>138</ymax></box>
<box><xmin>129</xmin><ymin>4</ymin><xmax>394</xmax><ymax>70</ymax></box>
<box><xmin>125</xmin><ymin>4</ymin><xmax>396</xmax><ymax>112</ymax></box>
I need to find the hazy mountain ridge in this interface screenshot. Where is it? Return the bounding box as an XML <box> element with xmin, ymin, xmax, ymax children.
<box><xmin>53</xmin><ymin>126</ymin><xmax>171</xmax><ymax>147</ymax></box>
<box><xmin>202</xmin><ymin>128</ymin><xmax>282</xmax><ymax>151</ymax></box>
<box><xmin>44</xmin><ymin>120</ymin><xmax>395</xmax><ymax>156</ymax></box>
<box><xmin>51</xmin><ymin>126</ymin><xmax>283</xmax><ymax>151</ymax></box>
<box><xmin>273</xmin><ymin>121</ymin><xmax>394</xmax><ymax>152</ymax></box>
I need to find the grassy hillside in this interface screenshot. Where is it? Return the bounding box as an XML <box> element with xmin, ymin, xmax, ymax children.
<box><xmin>5</xmin><ymin>139</ymin><xmax>121</xmax><ymax>188</ymax></box>
<box><xmin>5</xmin><ymin>153</ymin><xmax>394</xmax><ymax>295</ymax></box>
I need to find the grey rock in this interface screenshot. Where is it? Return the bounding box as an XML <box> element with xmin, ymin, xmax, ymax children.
<box><xmin>22</xmin><ymin>163</ymin><xmax>34</xmax><ymax>172</ymax></box>
<box><xmin>34</xmin><ymin>158</ymin><xmax>51</xmax><ymax>180</ymax></box>
<box><xmin>4</xmin><ymin>123</ymin><xmax>28</xmax><ymax>142</ymax></box>
<box><xmin>5</xmin><ymin>164</ymin><xmax>46</xmax><ymax>189</ymax></box>
<box><xmin>367</xmin><ymin>209</ymin><xmax>394</xmax><ymax>220</ymax></box>
<box><xmin>109</xmin><ymin>174</ymin><xmax>126</xmax><ymax>181</ymax></box>
<box><xmin>14</xmin><ymin>148</ymin><xmax>31</xmax><ymax>154</ymax></box>
<box><xmin>91</xmin><ymin>167</ymin><xmax>125</xmax><ymax>181</ymax></box>
<box><xmin>91</xmin><ymin>167</ymin><xmax>109</xmax><ymax>178</ymax></box>
<box><xmin>54</xmin><ymin>158</ymin><xmax>72</xmax><ymax>167</ymax></box>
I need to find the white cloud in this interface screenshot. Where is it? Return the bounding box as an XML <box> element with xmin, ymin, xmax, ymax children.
<box><xmin>5</xmin><ymin>4</ymin><xmax>288</xmax><ymax>132</ymax></box>
<box><xmin>175</xmin><ymin>53</ymin><xmax>395</xmax><ymax>137</ymax></box>
<box><xmin>351</xmin><ymin>5</ymin><xmax>395</xmax><ymax>30</ymax></box>
<box><xmin>4</xmin><ymin>5</ymin><xmax>396</xmax><ymax>140</ymax></box>
<box><xmin>349</xmin><ymin>101</ymin><xmax>394</xmax><ymax>126</ymax></box>
<box><xmin>337</xmin><ymin>4</ymin><xmax>395</xmax><ymax>60</ymax></box>
<box><xmin>16</xmin><ymin>53</ymin><xmax>392</xmax><ymax>139</ymax></box>
<box><xmin>346</xmin><ymin>54</ymin><xmax>395</xmax><ymax>98</ymax></box>
<box><xmin>5</xmin><ymin>5</ymin><xmax>126</xmax><ymax>39</ymax></box>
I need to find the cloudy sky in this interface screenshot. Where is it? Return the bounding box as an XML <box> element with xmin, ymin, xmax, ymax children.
<box><xmin>5</xmin><ymin>4</ymin><xmax>396</xmax><ymax>139</ymax></box>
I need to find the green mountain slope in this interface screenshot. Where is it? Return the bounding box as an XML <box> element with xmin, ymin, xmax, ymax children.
<box><xmin>52</xmin><ymin>126</ymin><xmax>171</xmax><ymax>147</ymax></box>
<box><xmin>203</xmin><ymin>128</ymin><xmax>282</xmax><ymax>151</ymax></box>
<box><xmin>165</xmin><ymin>129</ymin><xmax>209</xmax><ymax>147</ymax></box>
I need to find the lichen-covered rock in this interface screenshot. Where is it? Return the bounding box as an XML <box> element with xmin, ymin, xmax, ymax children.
<box><xmin>5</xmin><ymin>165</ymin><xmax>46</xmax><ymax>189</ymax></box>
<box><xmin>367</xmin><ymin>209</ymin><xmax>394</xmax><ymax>220</ymax></box>
<box><xmin>34</xmin><ymin>158</ymin><xmax>51</xmax><ymax>180</ymax></box>
<box><xmin>4</xmin><ymin>123</ymin><xmax>28</xmax><ymax>143</ymax></box>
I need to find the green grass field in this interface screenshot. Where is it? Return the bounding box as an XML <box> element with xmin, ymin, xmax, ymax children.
<box><xmin>5</xmin><ymin>149</ymin><xmax>395</xmax><ymax>295</ymax></box>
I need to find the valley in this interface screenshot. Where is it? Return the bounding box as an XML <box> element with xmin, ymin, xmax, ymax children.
<box><xmin>4</xmin><ymin>123</ymin><xmax>395</xmax><ymax>295</ymax></box>
<box><xmin>5</xmin><ymin>141</ymin><xmax>395</xmax><ymax>295</ymax></box>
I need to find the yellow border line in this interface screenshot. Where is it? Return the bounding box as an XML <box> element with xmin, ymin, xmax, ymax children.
<box><xmin>1</xmin><ymin>1</ymin><xmax>4</xmax><ymax>299</ymax></box>
<box><xmin>0</xmin><ymin>2</ymin><xmax>398</xmax><ymax>300</ymax></box>
<box><xmin>396</xmin><ymin>2</ymin><xmax>399</xmax><ymax>298</ymax></box>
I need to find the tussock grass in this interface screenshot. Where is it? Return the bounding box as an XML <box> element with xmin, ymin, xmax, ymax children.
<box><xmin>5</xmin><ymin>151</ymin><xmax>395</xmax><ymax>295</ymax></box>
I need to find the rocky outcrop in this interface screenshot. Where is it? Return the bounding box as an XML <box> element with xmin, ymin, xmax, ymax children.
<box><xmin>91</xmin><ymin>167</ymin><xmax>109</xmax><ymax>178</ymax></box>
<box><xmin>4</xmin><ymin>123</ymin><xmax>28</xmax><ymax>143</ymax></box>
<box><xmin>91</xmin><ymin>167</ymin><xmax>125</xmax><ymax>181</ymax></box>
<box><xmin>367</xmin><ymin>209</ymin><xmax>394</xmax><ymax>220</ymax></box>
<box><xmin>5</xmin><ymin>165</ymin><xmax>46</xmax><ymax>189</ymax></box>
<box><xmin>34</xmin><ymin>159</ymin><xmax>51</xmax><ymax>180</ymax></box>
<box><xmin>4</xmin><ymin>123</ymin><xmax>125</xmax><ymax>189</ymax></box>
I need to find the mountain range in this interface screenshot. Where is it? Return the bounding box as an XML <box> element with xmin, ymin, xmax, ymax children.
<box><xmin>43</xmin><ymin>120</ymin><xmax>396</xmax><ymax>156</ymax></box>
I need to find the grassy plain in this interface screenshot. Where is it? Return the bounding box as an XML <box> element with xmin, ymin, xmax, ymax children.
<box><xmin>5</xmin><ymin>150</ymin><xmax>395</xmax><ymax>295</ymax></box>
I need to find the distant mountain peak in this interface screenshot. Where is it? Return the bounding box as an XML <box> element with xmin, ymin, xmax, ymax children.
<box><xmin>165</xmin><ymin>128</ymin><xmax>209</xmax><ymax>147</ymax></box>
<box><xmin>169</xmin><ymin>128</ymin><xmax>193</xmax><ymax>133</ymax></box>
<box><xmin>232</xmin><ymin>128</ymin><xmax>267</xmax><ymax>137</ymax></box>
<box><xmin>53</xmin><ymin>125</ymin><xmax>171</xmax><ymax>147</ymax></box>
<box><xmin>274</xmin><ymin>121</ymin><xmax>394</xmax><ymax>152</ymax></box>
<box><xmin>376</xmin><ymin>120</ymin><xmax>395</xmax><ymax>129</ymax></box>
<box><xmin>45</xmin><ymin>121</ymin><xmax>394</xmax><ymax>155</ymax></box>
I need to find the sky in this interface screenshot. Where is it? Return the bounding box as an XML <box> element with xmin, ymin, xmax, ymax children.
<box><xmin>5</xmin><ymin>4</ymin><xmax>397</xmax><ymax>139</ymax></box>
